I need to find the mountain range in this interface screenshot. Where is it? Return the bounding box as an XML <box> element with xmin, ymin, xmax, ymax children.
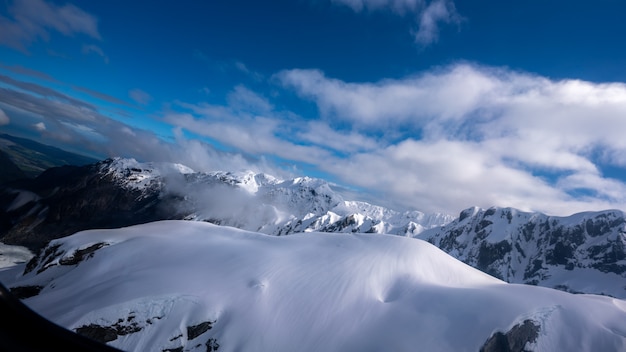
<box><xmin>1</xmin><ymin>156</ymin><xmax>626</xmax><ymax>351</ymax></box>
<box><xmin>417</xmin><ymin>206</ymin><xmax>626</xmax><ymax>298</ymax></box>
<box><xmin>0</xmin><ymin>157</ymin><xmax>452</xmax><ymax>250</ymax></box>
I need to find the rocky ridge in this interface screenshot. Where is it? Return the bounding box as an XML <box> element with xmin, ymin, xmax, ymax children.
<box><xmin>0</xmin><ymin>158</ymin><xmax>452</xmax><ymax>250</ymax></box>
<box><xmin>416</xmin><ymin>206</ymin><xmax>626</xmax><ymax>298</ymax></box>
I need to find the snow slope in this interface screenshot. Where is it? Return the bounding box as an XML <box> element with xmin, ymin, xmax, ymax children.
<box><xmin>1</xmin><ymin>221</ymin><xmax>625</xmax><ymax>352</ymax></box>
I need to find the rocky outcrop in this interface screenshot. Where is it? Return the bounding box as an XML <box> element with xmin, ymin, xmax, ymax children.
<box><xmin>8</xmin><ymin>285</ymin><xmax>43</xmax><ymax>299</ymax></box>
<box><xmin>417</xmin><ymin>206</ymin><xmax>626</xmax><ymax>297</ymax></box>
<box><xmin>480</xmin><ymin>320</ymin><xmax>540</xmax><ymax>352</ymax></box>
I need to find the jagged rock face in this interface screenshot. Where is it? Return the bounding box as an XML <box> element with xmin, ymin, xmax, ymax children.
<box><xmin>417</xmin><ymin>206</ymin><xmax>626</xmax><ymax>298</ymax></box>
<box><xmin>480</xmin><ymin>319</ymin><xmax>540</xmax><ymax>352</ymax></box>
<box><xmin>0</xmin><ymin>158</ymin><xmax>452</xmax><ymax>251</ymax></box>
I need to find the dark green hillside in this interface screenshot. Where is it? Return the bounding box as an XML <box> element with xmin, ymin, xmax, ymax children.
<box><xmin>0</xmin><ymin>134</ymin><xmax>98</xmax><ymax>178</ymax></box>
<box><xmin>0</xmin><ymin>149</ymin><xmax>26</xmax><ymax>184</ymax></box>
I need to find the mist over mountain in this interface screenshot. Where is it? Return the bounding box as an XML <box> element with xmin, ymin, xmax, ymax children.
<box><xmin>0</xmin><ymin>157</ymin><xmax>452</xmax><ymax>250</ymax></box>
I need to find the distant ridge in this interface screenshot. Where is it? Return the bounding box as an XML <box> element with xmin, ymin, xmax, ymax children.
<box><xmin>0</xmin><ymin>133</ymin><xmax>98</xmax><ymax>178</ymax></box>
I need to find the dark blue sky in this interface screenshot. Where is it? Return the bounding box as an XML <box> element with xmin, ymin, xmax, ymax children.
<box><xmin>1</xmin><ymin>0</ymin><xmax>626</xmax><ymax>215</ymax></box>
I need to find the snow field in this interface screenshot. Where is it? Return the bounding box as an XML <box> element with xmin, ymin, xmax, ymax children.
<box><xmin>1</xmin><ymin>220</ymin><xmax>625</xmax><ymax>351</ymax></box>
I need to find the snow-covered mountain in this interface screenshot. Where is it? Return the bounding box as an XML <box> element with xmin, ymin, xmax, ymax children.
<box><xmin>2</xmin><ymin>221</ymin><xmax>625</xmax><ymax>352</ymax></box>
<box><xmin>416</xmin><ymin>206</ymin><xmax>626</xmax><ymax>298</ymax></box>
<box><xmin>0</xmin><ymin>157</ymin><xmax>452</xmax><ymax>250</ymax></box>
<box><xmin>102</xmin><ymin>158</ymin><xmax>453</xmax><ymax>236</ymax></box>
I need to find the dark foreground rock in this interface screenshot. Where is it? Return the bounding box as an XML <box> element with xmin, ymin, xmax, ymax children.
<box><xmin>480</xmin><ymin>319</ymin><xmax>540</xmax><ymax>352</ymax></box>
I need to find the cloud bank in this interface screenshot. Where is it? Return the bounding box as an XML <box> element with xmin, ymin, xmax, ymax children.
<box><xmin>275</xmin><ymin>64</ymin><xmax>626</xmax><ymax>214</ymax></box>
<box><xmin>2</xmin><ymin>61</ymin><xmax>626</xmax><ymax>216</ymax></box>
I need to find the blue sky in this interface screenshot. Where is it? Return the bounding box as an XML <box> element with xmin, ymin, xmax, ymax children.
<box><xmin>1</xmin><ymin>0</ymin><xmax>626</xmax><ymax>216</ymax></box>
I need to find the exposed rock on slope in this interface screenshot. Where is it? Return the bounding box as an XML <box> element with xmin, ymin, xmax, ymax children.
<box><xmin>417</xmin><ymin>206</ymin><xmax>626</xmax><ymax>298</ymax></box>
<box><xmin>0</xmin><ymin>161</ymin><xmax>183</xmax><ymax>250</ymax></box>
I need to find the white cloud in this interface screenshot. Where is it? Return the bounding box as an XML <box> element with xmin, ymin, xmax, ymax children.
<box><xmin>226</xmin><ymin>85</ymin><xmax>273</xmax><ymax>114</ymax></box>
<box><xmin>330</xmin><ymin>0</ymin><xmax>461</xmax><ymax>45</ymax></box>
<box><xmin>164</xmin><ymin>109</ymin><xmax>332</xmax><ymax>166</ymax></box>
<box><xmin>0</xmin><ymin>0</ymin><xmax>100</xmax><ymax>52</ymax></box>
<box><xmin>0</xmin><ymin>108</ymin><xmax>9</xmax><ymax>125</ymax></box>
<box><xmin>170</xmin><ymin>128</ymin><xmax>292</xmax><ymax>178</ymax></box>
<box><xmin>277</xmin><ymin>65</ymin><xmax>498</xmax><ymax>125</ymax></box>
<box><xmin>324</xmin><ymin>139</ymin><xmax>571</xmax><ymax>214</ymax></box>
<box><xmin>414</xmin><ymin>0</ymin><xmax>459</xmax><ymax>45</ymax></box>
<box><xmin>5</xmin><ymin>58</ymin><xmax>626</xmax><ymax>216</ymax></box>
<box><xmin>277</xmin><ymin>63</ymin><xmax>626</xmax><ymax>215</ymax></box>
<box><xmin>120</xmin><ymin>126</ymin><xmax>136</xmax><ymax>137</ymax></box>
<box><xmin>33</xmin><ymin>121</ymin><xmax>46</xmax><ymax>131</ymax></box>
<box><xmin>297</xmin><ymin>121</ymin><xmax>381</xmax><ymax>153</ymax></box>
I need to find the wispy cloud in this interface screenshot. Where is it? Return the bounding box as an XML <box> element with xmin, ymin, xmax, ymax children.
<box><xmin>73</xmin><ymin>85</ymin><xmax>132</xmax><ymax>107</ymax></box>
<box><xmin>234</xmin><ymin>61</ymin><xmax>264</xmax><ymax>82</ymax></box>
<box><xmin>330</xmin><ymin>0</ymin><xmax>461</xmax><ymax>45</ymax></box>
<box><xmin>129</xmin><ymin>89</ymin><xmax>152</xmax><ymax>106</ymax></box>
<box><xmin>0</xmin><ymin>108</ymin><xmax>10</xmax><ymax>125</ymax></box>
<box><xmin>0</xmin><ymin>0</ymin><xmax>100</xmax><ymax>52</ymax></box>
<box><xmin>0</xmin><ymin>74</ymin><xmax>95</xmax><ymax>110</ymax></box>
<box><xmin>33</xmin><ymin>121</ymin><xmax>46</xmax><ymax>131</ymax></box>
<box><xmin>82</xmin><ymin>44</ymin><xmax>109</xmax><ymax>64</ymax></box>
<box><xmin>0</xmin><ymin>63</ymin><xmax>59</xmax><ymax>83</ymax></box>
<box><xmin>413</xmin><ymin>0</ymin><xmax>460</xmax><ymax>45</ymax></box>
<box><xmin>165</xmin><ymin>87</ymin><xmax>333</xmax><ymax>166</ymax></box>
